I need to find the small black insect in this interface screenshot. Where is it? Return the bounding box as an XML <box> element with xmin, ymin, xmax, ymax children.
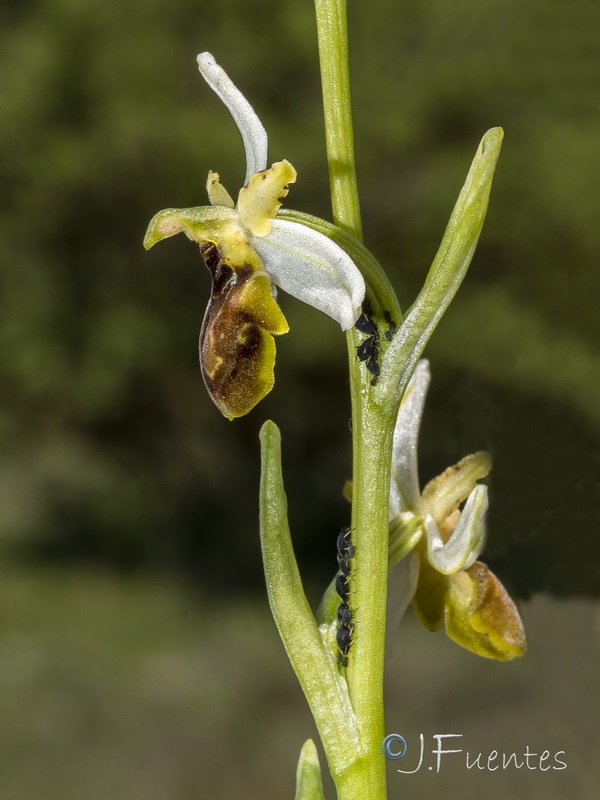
<box><xmin>366</xmin><ymin>353</ymin><xmax>380</xmax><ymax>379</ymax></box>
<box><xmin>337</xmin><ymin>527</ymin><xmax>355</xmax><ymax>557</ymax></box>
<box><xmin>337</xmin><ymin>529</ymin><xmax>352</xmax><ymax>553</ymax></box>
<box><xmin>356</xmin><ymin>337</ymin><xmax>378</xmax><ymax>362</ymax></box>
<box><xmin>337</xmin><ymin>526</ymin><xmax>355</xmax><ymax>577</ymax></box>
<box><xmin>338</xmin><ymin>652</ymin><xmax>350</xmax><ymax>668</ymax></box>
<box><xmin>354</xmin><ymin>313</ymin><xmax>378</xmax><ymax>339</ymax></box>
<box><xmin>338</xmin><ymin>555</ymin><xmax>351</xmax><ymax>577</ymax></box>
<box><xmin>336</xmin><ymin>623</ymin><xmax>353</xmax><ymax>653</ymax></box>
<box><xmin>337</xmin><ymin>602</ymin><xmax>353</xmax><ymax>627</ymax></box>
<box><xmin>335</xmin><ymin>527</ymin><xmax>355</xmax><ymax>667</ymax></box>
<box><xmin>335</xmin><ymin>573</ymin><xmax>349</xmax><ymax>603</ymax></box>
<box><xmin>354</xmin><ymin>300</ymin><xmax>381</xmax><ymax>384</ymax></box>
<box><xmin>336</xmin><ymin>616</ymin><xmax>355</xmax><ymax>667</ymax></box>
<box><xmin>383</xmin><ymin>310</ymin><xmax>397</xmax><ymax>341</ymax></box>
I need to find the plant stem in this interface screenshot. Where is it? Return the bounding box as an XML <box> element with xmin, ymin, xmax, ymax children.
<box><xmin>346</xmin><ymin>365</ymin><xmax>396</xmax><ymax>800</ymax></box>
<box><xmin>314</xmin><ymin>0</ymin><xmax>362</xmax><ymax>240</ymax></box>
<box><xmin>315</xmin><ymin>2</ymin><xmax>397</xmax><ymax>798</ymax></box>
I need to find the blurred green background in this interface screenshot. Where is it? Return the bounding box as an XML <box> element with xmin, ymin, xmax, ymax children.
<box><xmin>1</xmin><ymin>0</ymin><xmax>598</xmax><ymax>797</ymax></box>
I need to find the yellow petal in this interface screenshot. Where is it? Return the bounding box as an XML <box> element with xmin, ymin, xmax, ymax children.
<box><xmin>143</xmin><ymin>205</ymin><xmax>238</xmax><ymax>250</ymax></box>
<box><xmin>237</xmin><ymin>160</ymin><xmax>297</xmax><ymax>236</ymax></box>
<box><xmin>206</xmin><ymin>171</ymin><xmax>235</xmax><ymax>208</ymax></box>
<box><xmin>198</xmin><ymin>241</ymin><xmax>288</xmax><ymax>420</ymax></box>
<box><xmin>445</xmin><ymin>561</ymin><xmax>526</xmax><ymax>661</ymax></box>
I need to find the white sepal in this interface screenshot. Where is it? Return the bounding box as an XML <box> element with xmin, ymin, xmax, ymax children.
<box><xmin>252</xmin><ymin>218</ymin><xmax>366</xmax><ymax>331</ymax></box>
<box><xmin>197</xmin><ymin>52</ymin><xmax>268</xmax><ymax>183</ymax></box>
<box><xmin>390</xmin><ymin>360</ymin><xmax>431</xmax><ymax>517</ymax></box>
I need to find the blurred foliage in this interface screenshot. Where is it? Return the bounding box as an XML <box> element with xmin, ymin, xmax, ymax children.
<box><xmin>0</xmin><ymin>566</ymin><xmax>597</xmax><ymax>799</ymax></box>
<box><xmin>0</xmin><ymin>0</ymin><xmax>598</xmax><ymax>598</ymax></box>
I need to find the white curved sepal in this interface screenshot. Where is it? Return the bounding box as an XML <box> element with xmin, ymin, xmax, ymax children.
<box><xmin>426</xmin><ymin>484</ymin><xmax>489</xmax><ymax>575</ymax></box>
<box><xmin>252</xmin><ymin>218</ymin><xmax>366</xmax><ymax>330</ymax></box>
<box><xmin>197</xmin><ymin>52</ymin><xmax>268</xmax><ymax>183</ymax></box>
<box><xmin>389</xmin><ymin>360</ymin><xmax>431</xmax><ymax>517</ymax></box>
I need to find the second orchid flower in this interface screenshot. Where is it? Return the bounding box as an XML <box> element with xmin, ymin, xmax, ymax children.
<box><xmin>389</xmin><ymin>360</ymin><xmax>526</xmax><ymax>661</ymax></box>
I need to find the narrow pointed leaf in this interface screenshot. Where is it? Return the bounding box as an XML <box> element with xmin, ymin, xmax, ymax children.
<box><xmin>295</xmin><ymin>739</ymin><xmax>326</xmax><ymax>800</ymax></box>
<box><xmin>259</xmin><ymin>421</ymin><xmax>362</xmax><ymax>767</ymax></box>
<box><xmin>377</xmin><ymin>128</ymin><xmax>504</xmax><ymax>403</ymax></box>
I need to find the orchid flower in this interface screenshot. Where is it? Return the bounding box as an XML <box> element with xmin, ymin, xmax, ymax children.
<box><xmin>389</xmin><ymin>360</ymin><xmax>526</xmax><ymax>661</ymax></box>
<box><xmin>144</xmin><ymin>53</ymin><xmax>366</xmax><ymax>420</ymax></box>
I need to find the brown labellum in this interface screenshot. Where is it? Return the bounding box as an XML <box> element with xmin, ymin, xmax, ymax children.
<box><xmin>199</xmin><ymin>241</ymin><xmax>288</xmax><ymax>420</ymax></box>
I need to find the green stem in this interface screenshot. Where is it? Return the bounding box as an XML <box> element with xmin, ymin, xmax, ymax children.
<box><xmin>314</xmin><ymin>3</ymin><xmax>397</xmax><ymax>798</ymax></box>
<box><xmin>347</xmin><ymin>364</ymin><xmax>396</xmax><ymax>799</ymax></box>
<box><xmin>314</xmin><ymin>0</ymin><xmax>362</xmax><ymax>240</ymax></box>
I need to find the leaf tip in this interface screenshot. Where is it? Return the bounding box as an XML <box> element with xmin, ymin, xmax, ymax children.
<box><xmin>480</xmin><ymin>127</ymin><xmax>504</xmax><ymax>160</ymax></box>
<box><xmin>259</xmin><ymin>418</ymin><xmax>280</xmax><ymax>446</ymax></box>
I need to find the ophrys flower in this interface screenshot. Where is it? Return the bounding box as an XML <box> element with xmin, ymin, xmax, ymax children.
<box><xmin>389</xmin><ymin>360</ymin><xmax>526</xmax><ymax>661</ymax></box>
<box><xmin>144</xmin><ymin>53</ymin><xmax>365</xmax><ymax>419</ymax></box>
